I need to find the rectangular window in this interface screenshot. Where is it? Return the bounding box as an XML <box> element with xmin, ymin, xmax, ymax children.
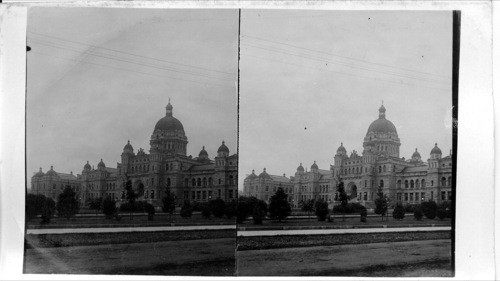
<box><xmin>229</xmin><ymin>190</ymin><xmax>233</xmax><ymax>199</ymax></box>
<box><xmin>410</xmin><ymin>193</ymin><xmax>414</xmax><ymax>201</ymax></box>
<box><xmin>197</xmin><ymin>191</ymin><xmax>201</xmax><ymax>200</ymax></box>
<box><xmin>363</xmin><ymin>192</ymin><xmax>367</xmax><ymax>201</ymax></box>
<box><xmin>184</xmin><ymin>191</ymin><xmax>188</xmax><ymax>199</ymax></box>
<box><xmin>218</xmin><ymin>189</ymin><xmax>221</xmax><ymax>198</ymax></box>
<box><xmin>202</xmin><ymin>191</ymin><xmax>207</xmax><ymax>200</ymax></box>
<box><xmin>421</xmin><ymin>192</ymin><xmax>426</xmax><ymax>201</ymax></box>
<box><xmin>431</xmin><ymin>191</ymin><xmax>434</xmax><ymax>200</ymax></box>
<box><xmin>404</xmin><ymin>193</ymin><xmax>408</xmax><ymax>201</ymax></box>
<box><xmin>441</xmin><ymin>191</ymin><xmax>446</xmax><ymax>201</ymax></box>
<box><xmin>208</xmin><ymin>190</ymin><xmax>212</xmax><ymax>199</ymax></box>
<box><xmin>397</xmin><ymin>193</ymin><xmax>402</xmax><ymax>201</ymax></box>
<box><xmin>145</xmin><ymin>190</ymin><xmax>149</xmax><ymax>199</ymax></box>
<box><xmin>151</xmin><ymin>190</ymin><xmax>155</xmax><ymax>199</ymax></box>
<box><xmin>448</xmin><ymin>191</ymin><xmax>452</xmax><ymax>200</ymax></box>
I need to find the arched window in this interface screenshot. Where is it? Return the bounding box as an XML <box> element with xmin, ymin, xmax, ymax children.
<box><xmin>229</xmin><ymin>175</ymin><xmax>234</xmax><ymax>185</ymax></box>
<box><xmin>184</xmin><ymin>178</ymin><xmax>188</xmax><ymax>187</ymax></box>
<box><xmin>397</xmin><ymin>180</ymin><xmax>402</xmax><ymax>188</ymax></box>
<box><xmin>405</xmin><ymin>180</ymin><xmax>409</xmax><ymax>188</ymax></box>
<box><xmin>441</xmin><ymin>177</ymin><xmax>446</xmax><ymax>187</ymax></box>
<box><xmin>448</xmin><ymin>177</ymin><xmax>452</xmax><ymax>186</ymax></box>
<box><xmin>203</xmin><ymin>178</ymin><xmax>207</xmax><ymax>187</ymax></box>
<box><xmin>197</xmin><ymin>178</ymin><xmax>201</xmax><ymax>187</ymax></box>
<box><xmin>416</xmin><ymin>180</ymin><xmax>420</xmax><ymax>188</ymax></box>
<box><xmin>431</xmin><ymin>180</ymin><xmax>434</xmax><ymax>186</ymax></box>
<box><xmin>208</xmin><ymin>177</ymin><xmax>213</xmax><ymax>186</ymax></box>
<box><xmin>379</xmin><ymin>180</ymin><xmax>384</xmax><ymax>187</ymax></box>
<box><xmin>383</xmin><ymin>165</ymin><xmax>386</xmax><ymax>172</ymax></box>
<box><xmin>410</xmin><ymin>180</ymin><xmax>414</xmax><ymax>188</ymax></box>
<box><xmin>219</xmin><ymin>178</ymin><xmax>222</xmax><ymax>185</ymax></box>
<box><xmin>167</xmin><ymin>178</ymin><xmax>171</xmax><ymax>187</ymax></box>
<box><xmin>421</xmin><ymin>179</ymin><xmax>425</xmax><ymax>187</ymax></box>
<box><xmin>378</xmin><ymin>166</ymin><xmax>382</xmax><ymax>173</ymax></box>
<box><xmin>192</xmin><ymin>178</ymin><xmax>196</xmax><ymax>187</ymax></box>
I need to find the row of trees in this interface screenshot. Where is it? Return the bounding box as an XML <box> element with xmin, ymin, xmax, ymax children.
<box><xmin>237</xmin><ymin>188</ymin><xmax>292</xmax><ymax>224</ymax></box>
<box><xmin>26</xmin><ymin>187</ymin><xmax>80</xmax><ymax>223</ymax></box>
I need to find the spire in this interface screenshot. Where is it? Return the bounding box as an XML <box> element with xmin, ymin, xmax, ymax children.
<box><xmin>166</xmin><ymin>100</ymin><xmax>173</xmax><ymax>116</ymax></box>
<box><xmin>379</xmin><ymin>102</ymin><xmax>386</xmax><ymax>119</ymax></box>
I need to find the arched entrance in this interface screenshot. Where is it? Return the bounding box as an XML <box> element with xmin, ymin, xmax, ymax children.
<box><xmin>347</xmin><ymin>182</ymin><xmax>358</xmax><ymax>200</ymax></box>
<box><xmin>134</xmin><ymin>180</ymin><xmax>145</xmax><ymax>198</ymax></box>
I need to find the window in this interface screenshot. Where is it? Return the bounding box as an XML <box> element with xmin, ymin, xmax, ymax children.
<box><xmin>145</xmin><ymin>190</ymin><xmax>149</xmax><ymax>199</ymax></box>
<box><xmin>363</xmin><ymin>192</ymin><xmax>367</xmax><ymax>201</ymax></box>
<box><xmin>219</xmin><ymin>179</ymin><xmax>222</xmax><ymax>185</ymax></box>
<box><xmin>378</xmin><ymin>166</ymin><xmax>382</xmax><ymax>173</ymax></box>
<box><xmin>431</xmin><ymin>180</ymin><xmax>434</xmax><ymax>187</ymax></box>
<box><xmin>229</xmin><ymin>175</ymin><xmax>234</xmax><ymax>185</ymax></box>
<box><xmin>404</xmin><ymin>193</ymin><xmax>408</xmax><ymax>201</ymax></box>
<box><xmin>265</xmin><ymin>186</ymin><xmax>268</xmax><ymax>192</ymax></box>
<box><xmin>431</xmin><ymin>191</ymin><xmax>434</xmax><ymax>200</ymax></box>
<box><xmin>383</xmin><ymin>165</ymin><xmax>386</xmax><ymax>172</ymax></box>
<box><xmin>441</xmin><ymin>191</ymin><xmax>446</xmax><ymax>201</ymax></box>
<box><xmin>184</xmin><ymin>178</ymin><xmax>188</xmax><ymax>187</ymax></box>
<box><xmin>421</xmin><ymin>179</ymin><xmax>425</xmax><ymax>187</ymax></box>
<box><xmin>150</xmin><ymin>190</ymin><xmax>155</xmax><ymax>199</ymax></box>
<box><xmin>397</xmin><ymin>180</ymin><xmax>401</xmax><ymax>188</ymax></box>
<box><xmin>397</xmin><ymin>193</ymin><xmax>402</xmax><ymax>201</ymax></box>
<box><xmin>405</xmin><ymin>180</ymin><xmax>409</xmax><ymax>188</ymax></box>
<box><xmin>410</xmin><ymin>193</ymin><xmax>414</xmax><ymax>201</ymax></box>
<box><xmin>208</xmin><ymin>191</ymin><xmax>212</xmax><ymax>199</ymax></box>
<box><xmin>192</xmin><ymin>179</ymin><xmax>196</xmax><ymax>187</ymax></box>
<box><xmin>416</xmin><ymin>180</ymin><xmax>420</xmax><ymax>188</ymax></box>
<box><xmin>448</xmin><ymin>177</ymin><xmax>452</xmax><ymax>186</ymax></box>
<box><xmin>380</xmin><ymin>180</ymin><xmax>384</xmax><ymax>187</ymax></box>
<box><xmin>203</xmin><ymin>178</ymin><xmax>207</xmax><ymax>187</ymax></box>
<box><xmin>202</xmin><ymin>191</ymin><xmax>207</xmax><ymax>200</ymax></box>
<box><xmin>410</xmin><ymin>180</ymin><xmax>414</xmax><ymax>188</ymax></box>
<box><xmin>441</xmin><ymin>177</ymin><xmax>446</xmax><ymax>187</ymax></box>
<box><xmin>167</xmin><ymin>178</ymin><xmax>171</xmax><ymax>187</ymax></box>
<box><xmin>197</xmin><ymin>178</ymin><xmax>201</xmax><ymax>187</ymax></box>
<box><xmin>229</xmin><ymin>190</ymin><xmax>233</xmax><ymax>199</ymax></box>
<box><xmin>209</xmin><ymin>177</ymin><xmax>213</xmax><ymax>186</ymax></box>
<box><xmin>192</xmin><ymin>191</ymin><xmax>195</xmax><ymax>200</ymax></box>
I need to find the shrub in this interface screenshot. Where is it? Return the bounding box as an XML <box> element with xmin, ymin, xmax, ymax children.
<box><xmin>333</xmin><ymin>203</ymin><xmax>366</xmax><ymax>214</ymax></box>
<box><xmin>392</xmin><ymin>203</ymin><xmax>405</xmax><ymax>220</ymax></box>
<box><xmin>180</xmin><ymin>200</ymin><xmax>193</xmax><ymax>218</ymax></box>
<box><xmin>209</xmin><ymin>198</ymin><xmax>226</xmax><ymax>218</ymax></box>
<box><xmin>300</xmin><ymin>199</ymin><xmax>315</xmax><ymax>214</ymax></box>
<box><xmin>237</xmin><ymin>196</ymin><xmax>259</xmax><ymax>223</ymax></box>
<box><xmin>253</xmin><ymin>200</ymin><xmax>268</xmax><ymax>225</ymax></box>
<box><xmin>374</xmin><ymin>187</ymin><xmax>388</xmax><ymax>219</ymax></box>
<box><xmin>201</xmin><ymin>205</ymin><xmax>211</xmax><ymax>219</ymax></box>
<box><xmin>102</xmin><ymin>197</ymin><xmax>117</xmax><ymax>219</ymax></box>
<box><xmin>414</xmin><ymin>207</ymin><xmax>423</xmax><ymax>221</ymax></box>
<box><xmin>314</xmin><ymin>200</ymin><xmax>329</xmax><ymax>221</ymax></box>
<box><xmin>360</xmin><ymin>209</ymin><xmax>368</xmax><ymax>223</ymax></box>
<box><xmin>86</xmin><ymin>197</ymin><xmax>103</xmax><ymax>216</ymax></box>
<box><xmin>436</xmin><ymin>208</ymin><xmax>447</xmax><ymax>220</ymax></box>
<box><xmin>224</xmin><ymin>200</ymin><xmax>237</xmax><ymax>219</ymax></box>
<box><xmin>421</xmin><ymin>201</ymin><xmax>438</xmax><ymax>219</ymax></box>
<box><xmin>119</xmin><ymin>202</ymin><xmax>136</xmax><ymax>213</ymax></box>
<box><xmin>144</xmin><ymin>203</ymin><xmax>155</xmax><ymax>221</ymax></box>
<box><xmin>404</xmin><ymin>204</ymin><xmax>419</xmax><ymax>213</ymax></box>
<box><xmin>268</xmin><ymin>188</ymin><xmax>291</xmax><ymax>222</ymax></box>
<box><xmin>439</xmin><ymin>201</ymin><xmax>453</xmax><ymax>219</ymax></box>
<box><xmin>56</xmin><ymin>187</ymin><xmax>80</xmax><ymax>220</ymax></box>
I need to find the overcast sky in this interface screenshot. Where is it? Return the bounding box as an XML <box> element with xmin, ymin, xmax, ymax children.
<box><xmin>27</xmin><ymin>8</ymin><xmax>238</xmax><ymax>178</ymax></box>
<box><xmin>239</xmin><ymin>10</ymin><xmax>453</xmax><ymax>190</ymax></box>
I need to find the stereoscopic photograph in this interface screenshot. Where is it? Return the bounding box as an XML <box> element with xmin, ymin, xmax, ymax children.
<box><xmin>237</xmin><ymin>10</ymin><xmax>457</xmax><ymax>277</ymax></box>
<box><xmin>24</xmin><ymin>7</ymin><xmax>238</xmax><ymax>276</ymax></box>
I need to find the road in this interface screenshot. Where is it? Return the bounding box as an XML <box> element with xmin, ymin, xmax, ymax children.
<box><xmin>237</xmin><ymin>239</ymin><xmax>452</xmax><ymax>276</ymax></box>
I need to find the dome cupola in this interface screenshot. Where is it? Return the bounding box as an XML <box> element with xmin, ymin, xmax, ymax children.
<box><xmin>259</xmin><ymin>168</ymin><xmax>271</xmax><ymax>179</ymax></box>
<box><xmin>123</xmin><ymin>140</ymin><xmax>134</xmax><ymax>154</ymax></box>
<box><xmin>430</xmin><ymin>143</ymin><xmax>442</xmax><ymax>159</ymax></box>
<box><xmin>411</xmin><ymin>148</ymin><xmax>421</xmax><ymax>162</ymax></box>
<box><xmin>363</xmin><ymin>103</ymin><xmax>401</xmax><ymax>158</ymax></box>
<box><xmin>46</xmin><ymin>165</ymin><xmax>57</xmax><ymax>177</ymax></box>
<box><xmin>84</xmin><ymin>161</ymin><xmax>91</xmax><ymax>171</ymax></box>
<box><xmin>199</xmin><ymin>146</ymin><xmax>208</xmax><ymax>157</ymax></box>
<box><xmin>153</xmin><ymin>101</ymin><xmax>185</xmax><ymax>134</ymax></box>
<box><xmin>311</xmin><ymin>161</ymin><xmax>319</xmax><ymax>171</ymax></box>
<box><xmin>246</xmin><ymin>169</ymin><xmax>258</xmax><ymax>180</ymax></box>
<box><xmin>296</xmin><ymin>163</ymin><xmax>304</xmax><ymax>172</ymax></box>
<box><xmin>34</xmin><ymin>167</ymin><xmax>44</xmax><ymax>178</ymax></box>
<box><xmin>150</xmin><ymin>101</ymin><xmax>188</xmax><ymax>156</ymax></box>
<box><xmin>336</xmin><ymin>142</ymin><xmax>347</xmax><ymax>155</ymax></box>
<box><xmin>217</xmin><ymin>141</ymin><xmax>230</xmax><ymax>157</ymax></box>
<box><xmin>97</xmin><ymin>159</ymin><xmax>106</xmax><ymax>170</ymax></box>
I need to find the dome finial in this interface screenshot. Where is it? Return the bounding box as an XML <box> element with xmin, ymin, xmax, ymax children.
<box><xmin>166</xmin><ymin>100</ymin><xmax>173</xmax><ymax>116</ymax></box>
<box><xmin>379</xmin><ymin>103</ymin><xmax>386</xmax><ymax>119</ymax></box>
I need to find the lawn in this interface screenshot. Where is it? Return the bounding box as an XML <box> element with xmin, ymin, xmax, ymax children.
<box><xmin>237</xmin><ymin>230</ymin><xmax>451</xmax><ymax>251</ymax></box>
<box><xmin>238</xmin><ymin>214</ymin><xmax>451</xmax><ymax>229</ymax></box>
<box><xmin>26</xmin><ymin>229</ymin><xmax>236</xmax><ymax>248</ymax></box>
<box><xmin>27</xmin><ymin>212</ymin><xmax>234</xmax><ymax>229</ymax></box>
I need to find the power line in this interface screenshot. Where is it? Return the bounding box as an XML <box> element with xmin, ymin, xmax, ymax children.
<box><xmin>29</xmin><ymin>38</ymin><xmax>235</xmax><ymax>83</ymax></box>
<box><xmin>28</xmin><ymin>31</ymin><xmax>234</xmax><ymax>75</ymax></box>
<box><xmin>30</xmin><ymin>51</ymin><xmax>234</xmax><ymax>89</ymax></box>
<box><xmin>241</xmin><ymin>34</ymin><xmax>450</xmax><ymax>80</ymax></box>
<box><xmin>241</xmin><ymin>52</ymin><xmax>449</xmax><ymax>92</ymax></box>
<box><xmin>241</xmin><ymin>40</ymin><xmax>449</xmax><ymax>86</ymax></box>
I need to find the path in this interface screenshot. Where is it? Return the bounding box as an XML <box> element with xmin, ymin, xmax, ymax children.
<box><xmin>27</xmin><ymin>224</ymin><xmax>236</xmax><ymax>234</ymax></box>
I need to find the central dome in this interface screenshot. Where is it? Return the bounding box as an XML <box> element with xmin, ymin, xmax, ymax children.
<box><xmin>366</xmin><ymin>104</ymin><xmax>398</xmax><ymax>135</ymax></box>
<box><xmin>154</xmin><ymin>102</ymin><xmax>185</xmax><ymax>133</ymax></box>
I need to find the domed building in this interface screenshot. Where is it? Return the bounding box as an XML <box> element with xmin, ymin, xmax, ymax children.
<box><xmin>31</xmin><ymin>101</ymin><xmax>238</xmax><ymax>207</ymax></box>
<box><xmin>244</xmin><ymin>104</ymin><xmax>453</xmax><ymax>208</ymax></box>
<box><xmin>242</xmin><ymin>168</ymin><xmax>294</xmax><ymax>203</ymax></box>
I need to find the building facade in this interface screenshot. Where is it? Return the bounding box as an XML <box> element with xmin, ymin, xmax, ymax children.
<box><xmin>245</xmin><ymin>105</ymin><xmax>453</xmax><ymax>209</ymax></box>
<box><xmin>31</xmin><ymin>101</ymin><xmax>238</xmax><ymax>207</ymax></box>
<box><xmin>242</xmin><ymin>168</ymin><xmax>294</xmax><ymax>204</ymax></box>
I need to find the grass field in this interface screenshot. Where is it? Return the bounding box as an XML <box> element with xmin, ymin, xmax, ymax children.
<box><xmin>237</xmin><ymin>230</ymin><xmax>450</xmax><ymax>251</ymax></box>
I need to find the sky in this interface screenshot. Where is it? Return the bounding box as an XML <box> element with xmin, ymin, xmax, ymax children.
<box><xmin>239</xmin><ymin>10</ymin><xmax>453</xmax><ymax>190</ymax></box>
<box><xmin>27</xmin><ymin>8</ymin><xmax>238</xmax><ymax>178</ymax></box>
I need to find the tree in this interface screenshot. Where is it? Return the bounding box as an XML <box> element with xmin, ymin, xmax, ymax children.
<box><xmin>237</xmin><ymin>196</ymin><xmax>259</xmax><ymax>223</ymax></box>
<box><xmin>144</xmin><ymin>203</ymin><xmax>155</xmax><ymax>221</ymax></box>
<box><xmin>86</xmin><ymin>197</ymin><xmax>103</xmax><ymax>217</ymax></box>
<box><xmin>209</xmin><ymin>198</ymin><xmax>226</xmax><ymax>218</ymax></box>
<box><xmin>162</xmin><ymin>188</ymin><xmax>176</xmax><ymax>222</ymax></box>
<box><xmin>268</xmin><ymin>187</ymin><xmax>292</xmax><ymax>222</ymax></box>
<box><xmin>392</xmin><ymin>203</ymin><xmax>405</xmax><ymax>220</ymax></box>
<box><xmin>102</xmin><ymin>197</ymin><xmax>117</xmax><ymax>219</ymax></box>
<box><xmin>40</xmin><ymin>197</ymin><xmax>56</xmax><ymax>224</ymax></box>
<box><xmin>314</xmin><ymin>200</ymin><xmax>329</xmax><ymax>221</ymax></box>
<box><xmin>300</xmin><ymin>199</ymin><xmax>315</xmax><ymax>215</ymax></box>
<box><xmin>336</xmin><ymin>180</ymin><xmax>350</xmax><ymax>221</ymax></box>
<box><xmin>201</xmin><ymin>205</ymin><xmax>211</xmax><ymax>219</ymax></box>
<box><xmin>436</xmin><ymin>208</ymin><xmax>447</xmax><ymax>220</ymax></box>
<box><xmin>360</xmin><ymin>209</ymin><xmax>368</xmax><ymax>223</ymax></box>
<box><xmin>180</xmin><ymin>200</ymin><xmax>193</xmax><ymax>218</ymax></box>
<box><xmin>124</xmin><ymin>178</ymin><xmax>137</xmax><ymax>220</ymax></box>
<box><xmin>224</xmin><ymin>200</ymin><xmax>237</xmax><ymax>219</ymax></box>
<box><xmin>421</xmin><ymin>201</ymin><xmax>438</xmax><ymax>219</ymax></box>
<box><xmin>374</xmin><ymin>186</ymin><xmax>388</xmax><ymax>221</ymax></box>
<box><xmin>253</xmin><ymin>200</ymin><xmax>268</xmax><ymax>225</ymax></box>
<box><xmin>26</xmin><ymin>194</ymin><xmax>47</xmax><ymax>221</ymax></box>
<box><xmin>56</xmin><ymin>186</ymin><xmax>80</xmax><ymax>220</ymax></box>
